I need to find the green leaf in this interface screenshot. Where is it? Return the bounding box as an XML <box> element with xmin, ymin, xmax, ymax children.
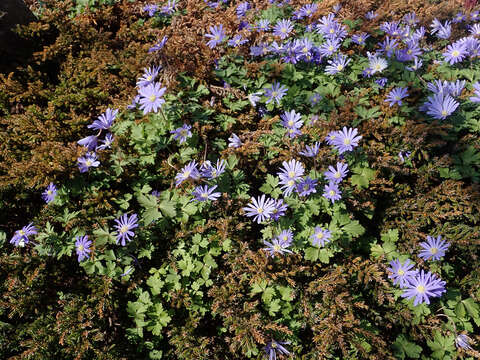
<box><xmin>93</xmin><ymin>226</ymin><xmax>116</xmax><ymax>246</ymax></box>
<box><xmin>159</xmin><ymin>199</ymin><xmax>176</xmax><ymax>218</ymax></box>
<box><xmin>462</xmin><ymin>298</ymin><xmax>480</xmax><ymax>326</ymax></box>
<box><xmin>393</xmin><ymin>334</ymin><xmax>422</xmax><ymax>359</ymax></box>
<box><xmin>381</xmin><ymin>229</ymin><xmax>399</xmax><ymax>243</ymax></box>
<box><xmin>350</xmin><ymin>166</ymin><xmax>376</xmax><ymax>189</ymax></box>
<box><xmin>304</xmin><ymin>247</ymin><xmax>320</xmax><ymax>262</ymax></box>
<box><xmin>342</xmin><ymin>220</ymin><xmax>365</xmax><ymax>238</ymax></box>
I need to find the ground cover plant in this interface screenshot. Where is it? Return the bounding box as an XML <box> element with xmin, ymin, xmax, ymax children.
<box><xmin>1</xmin><ymin>0</ymin><xmax>480</xmax><ymax>359</ymax></box>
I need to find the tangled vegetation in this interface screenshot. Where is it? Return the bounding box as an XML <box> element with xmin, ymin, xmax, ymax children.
<box><xmin>1</xmin><ymin>0</ymin><xmax>479</xmax><ymax>359</ymax></box>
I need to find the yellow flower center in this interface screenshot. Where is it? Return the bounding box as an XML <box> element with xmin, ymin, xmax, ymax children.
<box><xmin>47</xmin><ymin>190</ymin><xmax>52</xmax><ymax>195</ymax></box>
<box><xmin>281</xmin><ymin>27</ymin><xmax>287</xmax><ymax>33</ymax></box>
<box><xmin>272</xmin><ymin>91</ymin><xmax>278</xmax><ymax>97</ymax></box>
<box><xmin>329</xmin><ymin>190</ymin><xmax>335</xmax><ymax>196</ymax></box>
<box><xmin>184</xmin><ymin>170</ymin><xmax>191</xmax><ymax>178</ymax></box>
<box><xmin>441</xmin><ymin>110</ymin><xmax>447</xmax><ymax>116</ymax></box>
<box><xmin>328</xmin><ymin>45</ymin><xmax>334</xmax><ymax>51</ymax></box>
<box><xmin>398</xmin><ymin>269</ymin><xmax>405</xmax><ymax>275</ymax></box>
<box><xmin>430</xmin><ymin>247</ymin><xmax>438</xmax><ymax>254</ymax></box>
<box><xmin>78</xmin><ymin>244</ymin><xmax>84</xmax><ymax>251</ymax></box>
<box><xmin>288</xmin><ymin>120</ymin><xmax>294</xmax><ymax>126</ymax></box>
<box><xmin>201</xmin><ymin>192</ymin><xmax>208</xmax><ymax>199</ymax></box>
<box><xmin>452</xmin><ymin>50</ymin><xmax>460</xmax><ymax>57</ymax></box>
<box><xmin>343</xmin><ymin>138</ymin><xmax>351</xmax><ymax>145</ymax></box>
<box><xmin>86</xmin><ymin>160</ymin><xmax>92</xmax><ymax>166</ymax></box>
<box><xmin>416</xmin><ymin>285</ymin><xmax>426</xmax><ymax>293</ymax></box>
<box><xmin>214</xmin><ymin>35</ymin><xmax>220</xmax><ymax>41</ymax></box>
<box><xmin>334</xmin><ymin>172</ymin><xmax>341</xmax><ymax>178</ymax></box>
<box><xmin>329</xmin><ymin>28</ymin><xmax>334</xmax><ymax>34</ymax></box>
<box><xmin>273</xmin><ymin>244</ymin><xmax>281</xmax><ymax>251</ymax></box>
<box><xmin>146</xmin><ymin>75</ymin><xmax>152</xmax><ymax>81</ymax></box>
<box><xmin>257</xmin><ymin>207</ymin><xmax>264</xmax><ymax>214</ymax></box>
<box><xmin>19</xmin><ymin>230</ymin><xmax>25</xmax><ymax>235</ymax></box>
<box><xmin>149</xmin><ymin>95</ymin><xmax>157</xmax><ymax>102</ymax></box>
<box><xmin>407</xmin><ymin>49</ymin><xmax>412</xmax><ymax>55</ymax></box>
<box><xmin>288</xmin><ymin>180</ymin><xmax>295</xmax><ymax>187</ymax></box>
<box><xmin>336</xmin><ymin>64</ymin><xmax>344</xmax><ymax>71</ymax></box>
<box><xmin>288</xmin><ymin>171</ymin><xmax>295</xmax><ymax>178</ymax></box>
<box><xmin>316</xmin><ymin>232</ymin><xmax>324</xmax><ymax>239</ymax></box>
<box><xmin>120</xmin><ymin>225</ymin><xmax>128</xmax><ymax>233</ymax></box>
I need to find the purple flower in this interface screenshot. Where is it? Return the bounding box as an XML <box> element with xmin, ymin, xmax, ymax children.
<box><xmin>136</xmin><ymin>66</ymin><xmax>161</xmax><ymax>88</ymax></box>
<box><xmin>264</xmin><ymin>82</ymin><xmax>288</xmax><ymax>105</ymax></box>
<box><xmin>192</xmin><ymin>184</ymin><xmax>221</xmax><ymax>202</ymax></box>
<box><xmin>248</xmin><ymin>92</ymin><xmax>262</xmax><ymax>107</ymax></box>
<box><xmin>325</xmin><ymin>54</ymin><xmax>350</xmax><ymax>75</ymax></box>
<box><xmin>175</xmin><ymin>160</ymin><xmax>201</xmax><ymax>187</ymax></box>
<box><xmin>242</xmin><ymin>194</ymin><xmax>276</xmax><ymax>223</ymax></box>
<box><xmin>379</xmin><ymin>36</ymin><xmax>399</xmax><ymax>58</ymax></box>
<box><xmin>385</xmin><ymin>87</ymin><xmax>408</xmax><ymax>107</ymax></box>
<box><xmin>151</xmin><ymin>190</ymin><xmax>161</xmax><ymax>197</ymax></box>
<box><xmin>263</xmin><ymin>237</ymin><xmax>293</xmax><ymax>257</ymax></box>
<box><xmin>114</xmin><ymin>213</ymin><xmax>139</xmax><ymax>246</ymax></box>
<box><xmin>88</xmin><ymin>108</ymin><xmax>118</xmax><ymax>131</ymax></box>
<box><xmin>365</xmin><ymin>11</ymin><xmax>377</xmax><ymax>20</ymax></box>
<box><xmin>318</xmin><ymin>38</ymin><xmax>341</xmax><ymax>57</ymax></box>
<box><xmin>96</xmin><ymin>133</ymin><xmax>114</xmax><ymax>151</ymax></box>
<box><xmin>418</xmin><ymin>235</ymin><xmax>450</xmax><ymax>261</ymax></box>
<box><xmin>311</xmin><ymin>226</ymin><xmax>331</xmax><ymax>247</ymax></box>
<box><xmin>127</xmin><ymin>95</ymin><xmax>141</xmax><ymax>110</ymax></box>
<box><xmin>324</xmin><ymin>162</ymin><xmax>348</xmax><ymax>183</ymax></box>
<box><xmin>205</xmin><ymin>24</ymin><xmax>226</xmax><ymax>49</ymax></box>
<box><xmin>325</xmin><ymin>130</ymin><xmax>339</xmax><ymax>145</ymax></box>
<box><xmin>375</xmin><ymin>77</ymin><xmax>388</xmax><ymax>88</ymax></box>
<box><xmin>236</xmin><ymin>1</ymin><xmax>250</xmax><ymax>18</ymax></box>
<box><xmin>443</xmin><ymin>42</ymin><xmax>467</xmax><ymax>65</ymax></box>
<box><xmin>256</xmin><ymin>19</ymin><xmax>270</xmax><ymax>32</ymax></box>
<box><xmin>298</xmin><ymin>4</ymin><xmax>317</xmax><ymax>18</ymax></box>
<box><xmin>406</xmin><ymin>58</ymin><xmax>423</xmax><ymax>71</ymax></box>
<box><xmin>469</xmin><ymin>23</ymin><xmax>480</xmax><ymax>36</ymax></box>
<box><xmin>228</xmin><ymin>34</ymin><xmax>248</xmax><ymax>47</ymax></box>
<box><xmin>228</xmin><ymin>133</ymin><xmax>243</xmax><ymax>148</ymax></box>
<box><xmin>401</xmin><ymin>270</ymin><xmax>446</xmax><ymax>306</ymax></box>
<box><xmin>403</xmin><ymin>12</ymin><xmax>418</xmax><ymax>26</ymax></box>
<box><xmin>299</xmin><ymin>142</ymin><xmax>320</xmax><ymax>157</ymax></box>
<box><xmin>78</xmin><ymin>152</ymin><xmax>100</xmax><ymax>173</ymax></box>
<box><xmin>387</xmin><ymin>259</ymin><xmax>417</xmax><ymax>288</ymax></box>
<box><xmin>296</xmin><ymin>176</ymin><xmax>317</xmax><ymax>197</ymax></box>
<box><xmin>77</xmin><ymin>135</ymin><xmax>98</xmax><ymax>151</ymax></box>
<box><xmin>455</xmin><ymin>334</ymin><xmax>473</xmax><ymax>350</ymax></box>
<box><xmin>470</xmin><ymin>82</ymin><xmax>480</xmax><ymax>103</ymax></box>
<box><xmin>270</xmin><ymin>199</ymin><xmax>288</xmax><ymax>221</ymax></box>
<box><xmin>264</xmin><ymin>340</ymin><xmax>291</xmax><ymax>360</ymax></box>
<box><xmin>281</xmin><ymin>110</ymin><xmax>303</xmax><ymax>137</ymax></box>
<box><xmin>421</xmin><ymin>93</ymin><xmax>459</xmax><ymax>120</ymax></box>
<box><xmin>273</xmin><ymin>19</ymin><xmax>294</xmax><ymax>39</ymax></box>
<box><xmin>10</xmin><ymin>223</ymin><xmax>37</xmax><ymax>247</ymax></box>
<box><xmin>75</xmin><ymin>235</ymin><xmax>92</xmax><ymax>262</ymax></box>
<box><xmin>278</xmin><ymin>159</ymin><xmax>305</xmax><ymax>196</ymax></box>
<box><xmin>352</xmin><ymin>33</ymin><xmax>370</xmax><ymax>45</ymax></box>
<box><xmin>398</xmin><ymin>151</ymin><xmax>412</xmax><ymax>163</ymax></box>
<box><xmin>250</xmin><ymin>42</ymin><xmax>270</xmax><ymax>57</ymax></box>
<box><xmin>332</xmin><ymin>127</ymin><xmax>362</xmax><ymax>154</ymax></box>
<box><xmin>200</xmin><ymin>159</ymin><xmax>226</xmax><ymax>179</ymax></box>
<box><xmin>42</xmin><ymin>183</ymin><xmax>57</xmax><ymax>203</ymax></box>
<box><xmin>453</xmin><ymin>12</ymin><xmax>466</xmax><ymax>23</ymax></box>
<box><xmin>148</xmin><ymin>36</ymin><xmax>168</xmax><ymax>53</ymax></box>
<box><xmin>323</xmin><ymin>181</ymin><xmax>341</xmax><ymax>203</ymax></box>
<box><xmin>138</xmin><ymin>82</ymin><xmax>166</xmax><ymax>115</ymax></box>
<box><xmin>471</xmin><ymin>11</ymin><xmax>480</xmax><ymax>22</ymax></box>
<box><xmin>143</xmin><ymin>4</ymin><xmax>158</xmax><ymax>17</ymax></box>
<box><xmin>309</xmin><ymin>93</ymin><xmax>322</xmax><ymax>106</ymax></box>
<box><xmin>171</xmin><ymin>124</ymin><xmax>192</xmax><ymax>144</ymax></box>
<box><xmin>160</xmin><ymin>0</ymin><xmax>176</xmax><ymax>15</ymax></box>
